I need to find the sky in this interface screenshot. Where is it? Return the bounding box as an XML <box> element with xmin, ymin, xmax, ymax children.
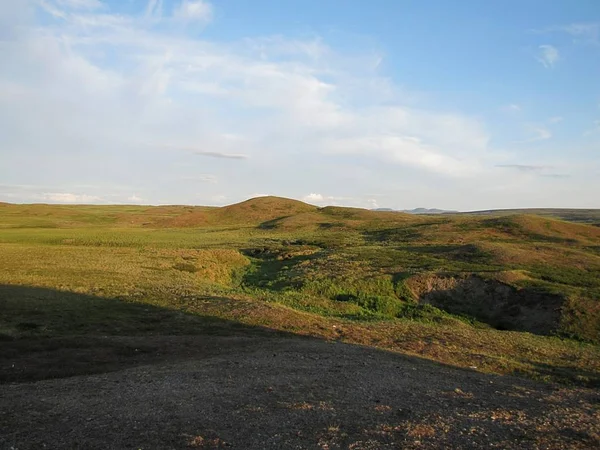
<box><xmin>0</xmin><ymin>0</ymin><xmax>599</xmax><ymax>210</ymax></box>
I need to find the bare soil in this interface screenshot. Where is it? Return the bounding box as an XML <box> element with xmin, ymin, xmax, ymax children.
<box><xmin>1</xmin><ymin>335</ymin><xmax>598</xmax><ymax>449</ymax></box>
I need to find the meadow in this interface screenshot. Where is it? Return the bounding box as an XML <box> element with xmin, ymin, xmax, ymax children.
<box><xmin>1</xmin><ymin>197</ymin><xmax>599</xmax><ymax>386</ymax></box>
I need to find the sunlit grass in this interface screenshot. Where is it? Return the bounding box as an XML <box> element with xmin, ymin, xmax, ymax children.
<box><xmin>1</xmin><ymin>199</ymin><xmax>599</xmax><ymax>385</ymax></box>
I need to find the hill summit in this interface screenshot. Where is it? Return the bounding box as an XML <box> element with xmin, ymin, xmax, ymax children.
<box><xmin>214</xmin><ymin>196</ymin><xmax>317</xmax><ymax>224</ymax></box>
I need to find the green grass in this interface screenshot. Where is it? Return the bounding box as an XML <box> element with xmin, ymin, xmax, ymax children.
<box><xmin>1</xmin><ymin>198</ymin><xmax>599</xmax><ymax>386</ymax></box>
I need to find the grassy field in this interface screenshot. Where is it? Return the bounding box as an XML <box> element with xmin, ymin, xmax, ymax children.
<box><xmin>1</xmin><ymin>197</ymin><xmax>599</xmax><ymax>386</ymax></box>
<box><xmin>467</xmin><ymin>208</ymin><xmax>600</xmax><ymax>226</ymax></box>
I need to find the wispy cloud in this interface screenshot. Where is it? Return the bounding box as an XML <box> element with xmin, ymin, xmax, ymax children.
<box><xmin>41</xmin><ymin>193</ymin><xmax>102</xmax><ymax>203</ymax></box>
<box><xmin>0</xmin><ymin>183</ymin><xmax>151</xmax><ymax>204</ymax></box>
<box><xmin>181</xmin><ymin>174</ymin><xmax>218</xmax><ymax>183</ymax></box>
<box><xmin>194</xmin><ymin>151</ymin><xmax>248</xmax><ymax>160</ymax></box>
<box><xmin>173</xmin><ymin>0</ymin><xmax>213</xmax><ymax>24</ymax></box>
<box><xmin>302</xmin><ymin>193</ymin><xmax>370</xmax><ymax>207</ymax></box>
<box><xmin>495</xmin><ymin>165</ymin><xmax>570</xmax><ymax>179</ymax></box>
<box><xmin>495</xmin><ymin>164</ymin><xmax>548</xmax><ymax>172</ymax></box>
<box><xmin>503</xmin><ymin>103</ymin><xmax>521</xmax><ymax>112</ymax></box>
<box><xmin>537</xmin><ymin>22</ymin><xmax>600</xmax><ymax>45</ymax></box>
<box><xmin>541</xmin><ymin>173</ymin><xmax>570</xmax><ymax>179</ymax></box>
<box><xmin>156</xmin><ymin>144</ymin><xmax>249</xmax><ymax>160</ymax></box>
<box><xmin>537</xmin><ymin>45</ymin><xmax>560</xmax><ymax>68</ymax></box>
<box><xmin>2</xmin><ymin>0</ymin><xmax>593</xmax><ymax>209</ymax></box>
<box><xmin>56</xmin><ymin>0</ymin><xmax>104</xmax><ymax>10</ymax></box>
<box><xmin>127</xmin><ymin>194</ymin><xmax>144</xmax><ymax>203</ymax></box>
<box><xmin>561</xmin><ymin>23</ymin><xmax>600</xmax><ymax>42</ymax></box>
<box><xmin>302</xmin><ymin>193</ymin><xmax>324</xmax><ymax>203</ymax></box>
<box><xmin>2</xmin><ymin>0</ymin><xmax>490</xmax><ymax>178</ymax></box>
<box><xmin>145</xmin><ymin>0</ymin><xmax>163</xmax><ymax>19</ymax></box>
<box><xmin>367</xmin><ymin>198</ymin><xmax>379</xmax><ymax>209</ymax></box>
<box><xmin>514</xmin><ymin>126</ymin><xmax>552</xmax><ymax>143</ymax></box>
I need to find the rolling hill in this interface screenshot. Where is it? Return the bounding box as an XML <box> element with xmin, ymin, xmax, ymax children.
<box><xmin>1</xmin><ymin>195</ymin><xmax>600</xmax><ymax>449</ymax></box>
<box><xmin>467</xmin><ymin>208</ymin><xmax>600</xmax><ymax>226</ymax></box>
<box><xmin>1</xmin><ymin>197</ymin><xmax>599</xmax><ymax>345</ymax></box>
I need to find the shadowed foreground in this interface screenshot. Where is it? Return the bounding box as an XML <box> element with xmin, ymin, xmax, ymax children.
<box><xmin>1</xmin><ymin>285</ymin><xmax>599</xmax><ymax>449</ymax></box>
<box><xmin>2</xmin><ymin>344</ymin><xmax>599</xmax><ymax>448</ymax></box>
<box><xmin>2</xmin><ymin>336</ymin><xmax>599</xmax><ymax>449</ymax></box>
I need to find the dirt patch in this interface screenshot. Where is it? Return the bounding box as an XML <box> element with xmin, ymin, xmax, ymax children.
<box><xmin>407</xmin><ymin>274</ymin><xmax>564</xmax><ymax>335</ymax></box>
<box><xmin>1</xmin><ymin>336</ymin><xmax>598</xmax><ymax>449</ymax></box>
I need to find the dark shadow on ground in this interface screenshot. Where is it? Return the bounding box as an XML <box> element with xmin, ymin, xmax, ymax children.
<box><xmin>363</xmin><ymin>225</ymin><xmax>427</xmax><ymax>243</ymax></box>
<box><xmin>0</xmin><ymin>284</ymin><xmax>291</xmax><ymax>383</ymax></box>
<box><xmin>258</xmin><ymin>216</ymin><xmax>293</xmax><ymax>230</ymax></box>
<box><xmin>1</xmin><ymin>285</ymin><xmax>600</xmax><ymax>449</ymax></box>
<box><xmin>520</xmin><ymin>360</ymin><xmax>600</xmax><ymax>388</ymax></box>
<box><xmin>240</xmin><ymin>248</ymin><xmax>319</xmax><ymax>291</ymax></box>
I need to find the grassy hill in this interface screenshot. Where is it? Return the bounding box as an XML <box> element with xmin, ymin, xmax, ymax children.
<box><xmin>1</xmin><ymin>198</ymin><xmax>599</xmax><ymax>386</ymax></box>
<box><xmin>466</xmin><ymin>208</ymin><xmax>600</xmax><ymax>226</ymax></box>
<box><xmin>213</xmin><ymin>196</ymin><xmax>318</xmax><ymax>225</ymax></box>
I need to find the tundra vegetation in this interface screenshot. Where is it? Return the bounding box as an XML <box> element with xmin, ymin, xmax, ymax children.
<box><xmin>0</xmin><ymin>197</ymin><xmax>599</xmax><ymax>386</ymax></box>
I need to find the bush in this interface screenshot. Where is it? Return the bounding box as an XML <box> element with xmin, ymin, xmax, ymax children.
<box><xmin>356</xmin><ymin>295</ymin><xmax>401</xmax><ymax>317</ymax></box>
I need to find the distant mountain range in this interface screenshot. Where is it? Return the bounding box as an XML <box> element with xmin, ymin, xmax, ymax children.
<box><xmin>373</xmin><ymin>207</ymin><xmax>459</xmax><ymax>214</ymax></box>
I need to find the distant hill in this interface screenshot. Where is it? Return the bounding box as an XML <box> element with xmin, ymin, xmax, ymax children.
<box><xmin>373</xmin><ymin>207</ymin><xmax>458</xmax><ymax>214</ymax></box>
<box><xmin>403</xmin><ymin>207</ymin><xmax>459</xmax><ymax>215</ymax></box>
<box><xmin>467</xmin><ymin>208</ymin><xmax>600</xmax><ymax>226</ymax></box>
<box><xmin>0</xmin><ymin>198</ymin><xmax>597</xmax><ymax>228</ymax></box>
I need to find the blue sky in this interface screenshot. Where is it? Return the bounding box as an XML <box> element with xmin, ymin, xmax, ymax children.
<box><xmin>0</xmin><ymin>0</ymin><xmax>598</xmax><ymax>209</ymax></box>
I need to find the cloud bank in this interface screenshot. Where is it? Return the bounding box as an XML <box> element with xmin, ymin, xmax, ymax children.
<box><xmin>0</xmin><ymin>1</ymin><xmax>597</xmax><ymax>209</ymax></box>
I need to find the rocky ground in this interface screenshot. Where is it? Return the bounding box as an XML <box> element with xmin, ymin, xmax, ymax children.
<box><xmin>1</xmin><ymin>335</ymin><xmax>599</xmax><ymax>449</ymax></box>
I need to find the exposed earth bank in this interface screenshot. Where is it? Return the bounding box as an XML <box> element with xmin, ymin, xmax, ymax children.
<box><xmin>407</xmin><ymin>274</ymin><xmax>565</xmax><ymax>335</ymax></box>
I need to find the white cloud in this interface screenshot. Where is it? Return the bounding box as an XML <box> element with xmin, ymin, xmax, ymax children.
<box><xmin>367</xmin><ymin>198</ymin><xmax>379</xmax><ymax>209</ymax></box>
<box><xmin>145</xmin><ymin>0</ymin><xmax>163</xmax><ymax>19</ymax></box>
<box><xmin>56</xmin><ymin>0</ymin><xmax>104</xmax><ymax>10</ymax></box>
<box><xmin>537</xmin><ymin>45</ymin><xmax>560</xmax><ymax>68</ymax></box>
<box><xmin>173</xmin><ymin>0</ymin><xmax>213</xmax><ymax>24</ymax></box>
<box><xmin>503</xmin><ymin>103</ymin><xmax>521</xmax><ymax>112</ymax></box>
<box><xmin>1</xmin><ymin>1</ymin><xmax>595</xmax><ymax>209</ymax></box>
<box><xmin>303</xmin><ymin>193</ymin><xmax>324</xmax><ymax>203</ymax></box>
<box><xmin>9</xmin><ymin>3</ymin><xmax>486</xmax><ymax>177</ymax></box>
<box><xmin>323</xmin><ymin>110</ymin><xmax>487</xmax><ymax>176</ymax></box>
<box><xmin>41</xmin><ymin>193</ymin><xmax>102</xmax><ymax>203</ymax></box>
<box><xmin>210</xmin><ymin>194</ymin><xmax>228</xmax><ymax>204</ymax></box>
<box><xmin>127</xmin><ymin>194</ymin><xmax>143</xmax><ymax>203</ymax></box>
<box><xmin>539</xmin><ymin>23</ymin><xmax>600</xmax><ymax>45</ymax></box>
<box><xmin>243</xmin><ymin>36</ymin><xmax>328</xmax><ymax>61</ymax></box>
<box><xmin>301</xmin><ymin>193</ymin><xmax>355</xmax><ymax>206</ymax></box>
<box><xmin>515</xmin><ymin>126</ymin><xmax>552</xmax><ymax>143</ymax></box>
<box><xmin>561</xmin><ymin>23</ymin><xmax>600</xmax><ymax>41</ymax></box>
<box><xmin>248</xmin><ymin>193</ymin><xmax>271</xmax><ymax>198</ymax></box>
<box><xmin>548</xmin><ymin>116</ymin><xmax>563</xmax><ymax>124</ymax></box>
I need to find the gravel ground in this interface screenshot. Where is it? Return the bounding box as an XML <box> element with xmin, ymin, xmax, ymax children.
<box><xmin>1</xmin><ymin>336</ymin><xmax>599</xmax><ymax>449</ymax></box>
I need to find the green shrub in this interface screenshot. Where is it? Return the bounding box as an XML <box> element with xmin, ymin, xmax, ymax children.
<box><xmin>356</xmin><ymin>295</ymin><xmax>401</xmax><ymax>317</ymax></box>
